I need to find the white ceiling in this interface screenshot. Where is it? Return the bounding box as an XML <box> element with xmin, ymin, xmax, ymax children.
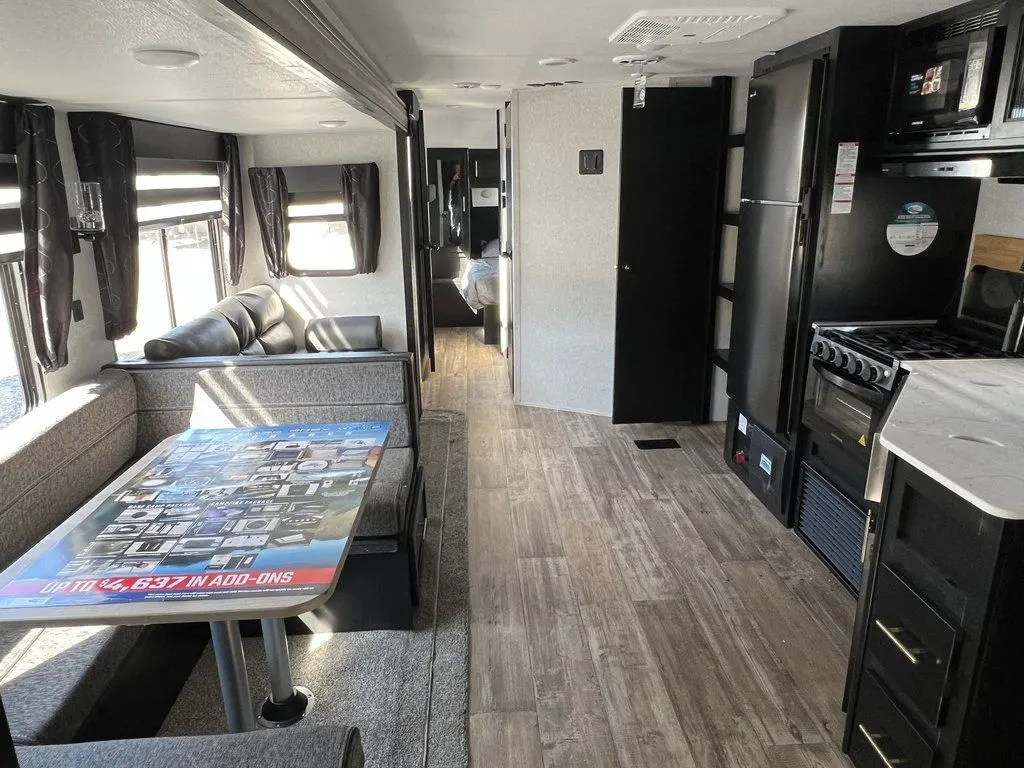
<box><xmin>330</xmin><ymin>0</ymin><xmax>966</xmax><ymax>111</ymax></box>
<box><xmin>0</xmin><ymin>0</ymin><xmax>385</xmax><ymax>134</ymax></box>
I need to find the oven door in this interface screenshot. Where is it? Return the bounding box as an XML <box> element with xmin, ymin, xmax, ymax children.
<box><xmin>803</xmin><ymin>361</ymin><xmax>889</xmax><ymax>463</ymax></box>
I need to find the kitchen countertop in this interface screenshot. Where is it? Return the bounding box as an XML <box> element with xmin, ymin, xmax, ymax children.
<box><xmin>878</xmin><ymin>358</ymin><xmax>1024</xmax><ymax>520</ymax></box>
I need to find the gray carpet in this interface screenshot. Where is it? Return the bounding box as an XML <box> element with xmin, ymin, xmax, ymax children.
<box><xmin>159</xmin><ymin>411</ymin><xmax>469</xmax><ymax>768</ymax></box>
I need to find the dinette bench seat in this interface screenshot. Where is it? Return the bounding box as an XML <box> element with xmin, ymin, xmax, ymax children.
<box><xmin>0</xmin><ymin>350</ymin><xmax>426</xmax><ymax>747</ymax></box>
<box><xmin>16</xmin><ymin>723</ymin><xmax>365</xmax><ymax>768</ymax></box>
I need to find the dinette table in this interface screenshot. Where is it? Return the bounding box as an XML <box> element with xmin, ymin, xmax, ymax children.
<box><xmin>0</xmin><ymin>421</ymin><xmax>389</xmax><ymax>733</ymax></box>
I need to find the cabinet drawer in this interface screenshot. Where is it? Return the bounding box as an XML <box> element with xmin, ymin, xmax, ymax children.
<box><xmin>867</xmin><ymin>564</ymin><xmax>958</xmax><ymax>728</ymax></box>
<box><xmin>850</xmin><ymin>671</ymin><xmax>935</xmax><ymax>768</ymax></box>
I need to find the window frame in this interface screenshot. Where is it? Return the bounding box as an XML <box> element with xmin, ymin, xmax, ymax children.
<box><xmin>285</xmin><ymin>191</ymin><xmax>357</xmax><ymax>277</ymax></box>
<box><xmin>0</xmin><ymin>154</ymin><xmax>42</xmax><ymax>421</ymax></box>
<box><xmin>135</xmin><ymin>216</ymin><xmax>226</xmax><ymax>330</ymax></box>
<box><xmin>0</xmin><ymin>261</ymin><xmax>42</xmax><ymax>415</ymax></box>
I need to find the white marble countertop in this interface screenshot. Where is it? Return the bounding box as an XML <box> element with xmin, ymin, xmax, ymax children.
<box><xmin>879</xmin><ymin>358</ymin><xmax>1024</xmax><ymax>520</ymax></box>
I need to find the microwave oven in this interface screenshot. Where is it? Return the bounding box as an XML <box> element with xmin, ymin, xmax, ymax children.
<box><xmin>888</xmin><ymin>26</ymin><xmax>1005</xmax><ymax>137</ymax></box>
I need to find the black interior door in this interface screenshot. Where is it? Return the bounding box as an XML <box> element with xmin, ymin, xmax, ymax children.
<box><xmin>612</xmin><ymin>82</ymin><xmax>730</xmax><ymax>424</ymax></box>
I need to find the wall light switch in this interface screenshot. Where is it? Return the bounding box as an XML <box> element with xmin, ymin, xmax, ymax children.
<box><xmin>579</xmin><ymin>149</ymin><xmax>604</xmax><ymax>175</ymax></box>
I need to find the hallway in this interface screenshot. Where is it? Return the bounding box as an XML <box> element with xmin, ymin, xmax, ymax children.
<box><xmin>424</xmin><ymin>328</ymin><xmax>855</xmax><ymax>768</ymax></box>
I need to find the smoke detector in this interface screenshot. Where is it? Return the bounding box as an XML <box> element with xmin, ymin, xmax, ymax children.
<box><xmin>609</xmin><ymin>8</ymin><xmax>787</xmax><ymax>47</ymax></box>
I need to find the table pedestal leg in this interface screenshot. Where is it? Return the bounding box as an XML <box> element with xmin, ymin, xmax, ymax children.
<box><xmin>209</xmin><ymin>621</ymin><xmax>256</xmax><ymax>733</ymax></box>
<box><xmin>257</xmin><ymin>618</ymin><xmax>314</xmax><ymax>728</ymax></box>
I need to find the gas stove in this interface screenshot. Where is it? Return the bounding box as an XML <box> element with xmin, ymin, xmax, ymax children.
<box><xmin>809</xmin><ymin>321</ymin><xmax>1021</xmax><ymax>393</ymax></box>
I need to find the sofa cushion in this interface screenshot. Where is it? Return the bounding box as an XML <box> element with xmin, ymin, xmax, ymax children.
<box><xmin>356</xmin><ymin>448</ymin><xmax>414</xmax><ymax>537</ymax></box>
<box><xmin>17</xmin><ymin>724</ymin><xmax>364</xmax><ymax>767</ymax></box>
<box><xmin>240</xmin><ymin>338</ymin><xmax>267</xmax><ymax>356</ymax></box>
<box><xmin>234</xmin><ymin>284</ymin><xmax>285</xmax><ymax>335</ymax></box>
<box><xmin>0</xmin><ymin>370</ymin><xmax>137</xmax><ymax>570</ymax></box>
<box><xmin>143</xmin><ymin>312</ymin><xmax>241</xmax><ymax>361</ymax></box>
<box><xmin>211</xmin><ymin>296</ymin><xmax>258</xmax><ymax>349</ymax></box>
<box><xmin>306</xmin><ymin>316</ymin><xmax>383</xmax><ymax>353</ymax></box>
<box><xmin>1</xmin><ymin>624</ymin><xmax>143</xmax><ymax>745</ymax></box>
<box><xmin>258</xmin><ymin>322</ymin><xmax>298</xmax><ymax>355</ymax></box>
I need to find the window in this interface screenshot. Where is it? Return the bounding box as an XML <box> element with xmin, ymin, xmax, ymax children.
<box><xmin>0</xmin><ymin>155</ymin><xmax>40</xmax><ymax>428</ymax></box>
<box><xmin>286</xmin><ymin>195</ymin><xmax>356</xmax><ymax>275</ymax></box>
<box><xmin>114</xmin><ymin>161</ymin><xmax>225</xmax><ymax>359</ymax></box>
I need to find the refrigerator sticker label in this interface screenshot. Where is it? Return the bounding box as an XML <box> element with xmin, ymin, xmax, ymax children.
<box><xmin>887</xmin><ymin>202</ymin><xmax>939</xmax><ymax>256</ymax></box>
<box><xmin>759</xmin><ymin>454</ymin><xmax>773</xmax><ymax>476</ymax></box>
<box><xmin>830</xmin><ymin>142</ymin><xmax>860</xmax><ymax>215</ymax></box>
<box><xmin>738</xmin><ymin>414</ymin><xmax>748</xmax><ymax>435</ymax></box>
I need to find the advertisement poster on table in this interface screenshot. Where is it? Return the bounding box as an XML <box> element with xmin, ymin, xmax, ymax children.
<box><xmin>0</xmin><ymin>423</ymin><xmax>390</xmax><ymax>608</ymax></box>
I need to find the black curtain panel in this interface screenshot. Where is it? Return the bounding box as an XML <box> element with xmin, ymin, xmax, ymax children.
<box><xmin>15</xmin><ymin>104</ymin><xmax>74</xmax><ymax>372</ymax></box>
<box><xmin>249</xmin><ymin>166</ymin><xmax>289</xmax><ymax>278</ymax></box>
<box><xmin>219</xmin><ymin>133</ymin><xmax>245</xmax><ymax>285</ymax></box>
<box><xmin>68</xmin><ymin>112</ymin><xmax>139</xmax><ymax>341</ymax></box>
<box><xmin>340</xmin><ymin>162</ymin><xmax>381</xmax><ymax>274</ymax></box>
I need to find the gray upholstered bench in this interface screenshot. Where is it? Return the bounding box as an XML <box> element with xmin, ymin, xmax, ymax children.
<box><xmin>15</xmin><ymin>724</ymin><xmax>364</xmax><ymax>767</ymax></box>
<box><xmin>108</xmin><ymin>351</ymin><xmax>427</xmax><ymax>631</ymax></box>
<box><xmin>0</xmin><ymin>371</ymin><xmax>202</xmax><ymax>745</ymax></box>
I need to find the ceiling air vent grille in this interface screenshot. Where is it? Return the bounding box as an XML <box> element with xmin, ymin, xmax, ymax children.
<box><xmin>609</xmin><ymin>8</ymin><xmax>787</xmax><ymax>47</ymax></box>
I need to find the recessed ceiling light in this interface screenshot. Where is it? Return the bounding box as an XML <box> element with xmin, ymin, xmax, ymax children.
<box><xmin>480</xmin><ymin>84</ymin><xmax>504</xmax><ymax>91</ymax></box>
<box><xmin>538</xmin><ymin>57</ymin><xmax>577</xmax><ymax>67</ymax></box>
<box><xmin>454</xmin><ymin>81</ymin><xmax>481</xmax><ymax>89</ymax></box>
<box><xmin>446</xmin><ymin>104</ymin><xmax>463</xmax><ymax>109</ymax></box>
<box><xmin>318</xmin><ymin>120</ymin><xmax>347</xmax><ymax>128</ymax></box>
<box><xmin>132</xmin><ymin>48</ymin><xmax>201</xmax><ymax>69</ymax></box>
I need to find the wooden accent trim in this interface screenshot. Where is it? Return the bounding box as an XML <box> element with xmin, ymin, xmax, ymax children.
<box><xmin>971</xmin><ymin>234</ymin><xmax>1024</xmax><ymax>273</ymax></box>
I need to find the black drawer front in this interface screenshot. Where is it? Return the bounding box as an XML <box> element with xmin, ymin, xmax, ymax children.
<box><xmin>867</xmin><ymin>565</ymin><xmax>958</xmax><ymax>728</ymax></box>
<box><xmin>850</xmin><ymin>672</ymin><xmax>935</xmax><ymax>768</ymax></box>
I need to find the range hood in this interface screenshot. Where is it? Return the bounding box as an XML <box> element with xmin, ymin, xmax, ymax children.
<box><xmin>882</xmin><ymin>152</ymin><xmax>1024</xmax><ymax>180</ymax></box>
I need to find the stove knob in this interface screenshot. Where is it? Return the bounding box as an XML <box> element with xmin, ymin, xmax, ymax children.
<box><xmin>811</xmin><ymin>340</ymin><xmax>825</xmax><ymax>358</ymax></box>
<box><xmin>866</xmin><ymin>365</ymin><xmax>881</xmax><ymax>383</ymax></box>
<box><xmin>838</xmin><ymin>352</ymin><xmax>851</xmax><ymax>369</ymax></box>
<box><xmin>824</xmin><ymin>344</ymin><xmax>838</xmax><ymax>363</ymax></box>
<box><xmin>849</xmin><ymin>358</ymin><xmax>864</xmax><ymax>376</ymax></box>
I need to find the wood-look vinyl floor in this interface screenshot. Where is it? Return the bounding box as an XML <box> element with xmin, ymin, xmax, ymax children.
<box><xmin>424</xmin><ymin>328</ymin><xmax>856</xmax><ymax>768</ymax></box>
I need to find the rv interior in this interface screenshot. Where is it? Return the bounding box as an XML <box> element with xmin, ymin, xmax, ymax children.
<box><xmin>3</xmin><ymin>0</ymin><xmax>1024</xmax><ymax>766</ymax></box>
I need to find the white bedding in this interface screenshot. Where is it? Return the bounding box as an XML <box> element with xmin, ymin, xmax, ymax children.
<box><xmin>457</xmin><ymin>257</ymin><xmax>499</xmax><ymax>312</ymax></box>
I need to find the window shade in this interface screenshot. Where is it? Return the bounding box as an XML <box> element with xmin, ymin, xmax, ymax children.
<box><xmin>136</xmin><ymin>158</ymin><xmax>224</xmax><ymax>224</ymax></box>
<box><xmin>0</xmin><ymin>156</ymin><xmax>23</xmax><ymax>264</ymax></box>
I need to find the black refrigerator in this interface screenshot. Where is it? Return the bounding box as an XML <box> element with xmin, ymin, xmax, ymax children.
<box><xmin>725</xmin><ymin>27</ymin><xmax>981</xmax><ymax>524</ymax></box>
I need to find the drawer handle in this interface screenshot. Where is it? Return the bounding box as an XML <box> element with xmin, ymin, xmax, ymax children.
<box><xmin>875</xmin><ymin>620</ymin><xmax>924</xmax><ymax>665</ymax></box>
<box><xmin>858</xmin><ymin>724</ymin><xmax>909</xmax><ymax>767</ymax></box>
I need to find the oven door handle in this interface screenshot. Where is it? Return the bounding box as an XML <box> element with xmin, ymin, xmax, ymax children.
<box><xmin>813</xmin><ymin>361</ymin><xmax>888</xmax><ymax>407</ymax></box>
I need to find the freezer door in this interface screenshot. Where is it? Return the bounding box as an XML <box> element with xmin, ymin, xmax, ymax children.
<box><xmin>728</xmin><ymin>201</ymin><xmax>803</xmax><ymax>434</ymax></box>
<box><xmin>741</xmin><ymin>59</ymin><xmax>825</xmax><ymax>204</ymax></box>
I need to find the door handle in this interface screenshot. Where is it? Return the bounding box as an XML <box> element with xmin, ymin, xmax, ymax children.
<box><xmin>857</xmin><ymin>724</ymin><xmax>909</xmax><ymax>767</ymax></box>
<box><xmin>874</xmin><ymin>621</ymin><xmax>925</xmax><ymax>665</ymax></box>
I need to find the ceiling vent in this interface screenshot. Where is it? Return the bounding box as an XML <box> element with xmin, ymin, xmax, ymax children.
<box><xmin>609</xmin><ymin>8</ymin><xmax>787</xmax><ymax>47</ymax></box>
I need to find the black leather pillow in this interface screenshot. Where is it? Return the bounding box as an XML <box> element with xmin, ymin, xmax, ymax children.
<box><xmin>212</xmin><ymin>296</ymin><xmax>258</xmax><ymax>349</ymax></box>
<box><xmin>143</xmin><ymin>312</ymin><xmax>243</xmax><ymax>361</ymax></box>
<box><xmin>234</xmin><ymin>285</ymin><xmax>286</xmax><ymax>335</ymax></box>
<box><xmin>258</xmin><ymin>322</ymin><xmax>297</xmax><ymax>355</ymax></box>
<box><xmin>305</xmin><ymin>316</ymin><xmax>383</xmax><ymax>352</ymax></box>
